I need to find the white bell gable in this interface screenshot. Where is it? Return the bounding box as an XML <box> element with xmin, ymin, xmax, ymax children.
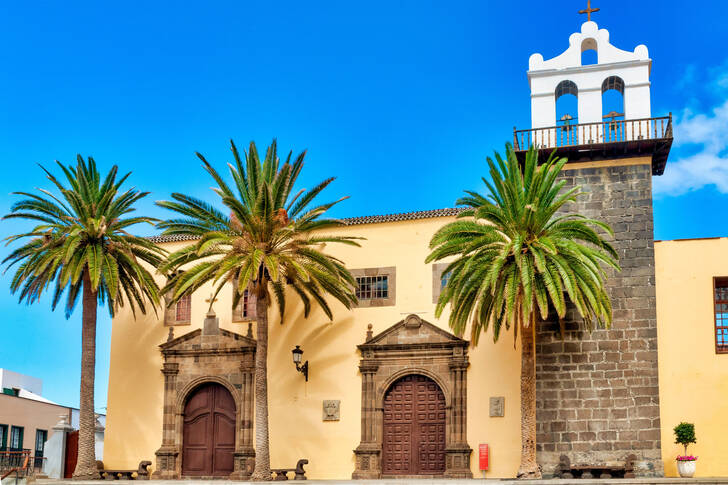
<box><xmin>527</xmin><ymin>21</ymin><xmax>652</xmax><ymax>129</ymax></box>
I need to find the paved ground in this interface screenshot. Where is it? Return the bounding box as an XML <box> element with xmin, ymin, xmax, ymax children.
<box><xmin>33</xmin><ymin>479</ymin><xmax>728</xmax><ymax>485</ymax></box>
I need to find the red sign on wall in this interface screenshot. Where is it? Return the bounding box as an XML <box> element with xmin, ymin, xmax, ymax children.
<box><xmin>479</xmin><ymin>443</ymin><xmax>489</xmax><ymax>471</ymax></box>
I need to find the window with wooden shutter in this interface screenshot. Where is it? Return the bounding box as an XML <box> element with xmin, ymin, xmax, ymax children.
<box><xmin>164</xmin><ymin>272</ymin><xmax>192</xmax><ymax>326</ymax></box>
<box><xmin>232</xmin><ymin>286</ymin><xmax>256</xmax><ymax>322</ymax></box>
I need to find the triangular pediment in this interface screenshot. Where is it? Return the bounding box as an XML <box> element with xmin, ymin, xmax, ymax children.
<box><xmin>360</xmin><ymin>314</ymin><xmax>467</xmax><ymax>349</ymax></box>
<box><xmin>160</xmin><ymin>327</ymin><xmax>255</xmax><ymax>353</ymax></box>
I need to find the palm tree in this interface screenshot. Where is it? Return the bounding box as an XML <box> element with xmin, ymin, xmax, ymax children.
<box><xmin>426</xmin><ymin>144</ymin><xmax>619</xmax><ymax>479</ymax></box>
<box><xmin>156</xmin><ymin>139</ymin><xmax>359</xmax><ymax>480</ymax></box>
<box><xmin>3</xmin><ymin>156</ymin><xmax>163</xmax><ymax>479</ymax></box>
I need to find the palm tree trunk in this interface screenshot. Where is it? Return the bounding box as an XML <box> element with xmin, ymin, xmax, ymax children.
<box><xmin>516</xmin><ymin>314</ymin><xmax>541</xmax><ymax>479</ymax></box>
<box><xmin>250</xmin><ymin>292</ymin><xmax>271</xmax><ymax>481</ymax></box>
<box><xmin>73</xmin><ymin>271</ymin><xmax>98</xmax><ymax>479</ymax></box>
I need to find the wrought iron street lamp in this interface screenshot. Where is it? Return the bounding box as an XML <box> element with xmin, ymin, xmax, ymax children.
<box><xmin>292</xmin><ymin>345</ymin><xmax>309</xmax><ymax>381</ymax></box>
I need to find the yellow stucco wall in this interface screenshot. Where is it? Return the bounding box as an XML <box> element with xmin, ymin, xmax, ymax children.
<box><xmin>104</xmin><ymin>216</ymin><xmax>523</xmax><ymax>478</ymax></box>
<box><xmin>655</xmin><ymin>238</ymin><xmax>728</xmax><ymax>477</ymax></box>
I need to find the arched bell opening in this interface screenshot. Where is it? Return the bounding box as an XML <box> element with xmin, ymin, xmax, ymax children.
<box><xmin>555</xmin><ymin>80</ymin><xmax>579</xmax><ymax>145</ymax></box>
<box><xmin>602</xmin><ymin>76</ymin><xmax>626</xmax><ymax>141</ymax></box>
<box><xmin>581</xmin><ymin>37</ymin><xmax>598</xmax><ymax>65</ymax></box>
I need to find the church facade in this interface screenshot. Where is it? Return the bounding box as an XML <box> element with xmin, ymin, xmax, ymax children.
<box><xmin>102</xmin><ymin>20</ymin><xmax>728</xmax><ymax>479</ymax></box>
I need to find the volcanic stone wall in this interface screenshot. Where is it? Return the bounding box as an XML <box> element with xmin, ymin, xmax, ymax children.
<box><xmin>535</xmin><ymin>159</ymin><xmax>663</xmax><ymax>477</ymax></box>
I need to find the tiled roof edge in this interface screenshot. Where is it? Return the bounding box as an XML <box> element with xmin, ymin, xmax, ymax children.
<box><xmin>147</xmin><ymin>207</ymin><xmax>465</xmax><ymax>243</ymax></box>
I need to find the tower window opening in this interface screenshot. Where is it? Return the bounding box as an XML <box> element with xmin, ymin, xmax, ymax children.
<box><xmin>581</xmin><ymin>38</ymin><xmax>598</xmax><ymax>65</ymax></box>
<box><xmin>601</xmin><ymin>76</ymin><xmax>625</xmax><ymax>141</ymax></box>
<box><xmin>555</xmin><ymin>80</ymin><xmax>578</xmax><ymax>144</ymax></box>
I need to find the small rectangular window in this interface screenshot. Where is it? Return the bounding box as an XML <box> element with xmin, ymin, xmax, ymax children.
<box><xmin>432</xmin><ymin>263</ymin><xmax>452</xmax><ymax>303</ymax></box>
<box><xmin>175</xmin><ymin>294</ymin><xmax>192</xmax><ymax>322</ymax></box>
<box><xmin>233</xmin><ymin>286</ymin><xmax>257</xmax><ymax>322</ymax></box>
<box><xmin>714</xmin><ymin>277</ymin><xmax>728</xmax><ymax>354</ymax></box>
<box><xmin>35</xmin><ymin>430</ymin><xmax>47</xmax><ymax>455</ymax></box>
<box><xmin>350</xmin><ymin>267</ymin><xmax>396</xmax><ymax>307</ymax></box>
<box><xmin>9</xmin><ymin>426</ymin><xmax>23</xmax><ymax>450</ymax></box>
<box><xmin>164</xmin><ymin>272</ymin><xmax>192</xmax><ymax>326</ymax></box>
<box><xmin>0</xmin><ymin>424</ymin><xmax>7</xmax><ymax>451</ymax></box>
<box><xmin>356</xmin><ymin>276</ymin><xmax>388</xmax><ymax>300</ymax></box>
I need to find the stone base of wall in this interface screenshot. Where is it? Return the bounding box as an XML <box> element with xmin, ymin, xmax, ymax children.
<box><xmin>538</xmin><ymin>450</ymin><xmax>664</xmax><ymax>478</ymax></box>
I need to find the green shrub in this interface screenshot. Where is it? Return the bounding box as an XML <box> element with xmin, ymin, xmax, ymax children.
<box><xmin>673</xmin><ymin>422</ymin><xmax>696</xmax><ymax>456</ymax></box>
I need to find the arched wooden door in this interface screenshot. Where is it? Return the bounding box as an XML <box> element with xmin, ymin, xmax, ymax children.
<box><xmin>382</xmin><ymin>374</ymin><xmax>446</xmax><ymax>476</ymax></box>
<box><xmin>182</xmin><ymin>382</ymin><xmax>236</xmax><ymax>477</ymax></box>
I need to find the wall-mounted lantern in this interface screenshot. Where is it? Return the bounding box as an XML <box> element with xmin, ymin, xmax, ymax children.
<box><xmin>292</xmin><ymin>345</ymin><xmax>309</xmax><ymax>381</ymax></box>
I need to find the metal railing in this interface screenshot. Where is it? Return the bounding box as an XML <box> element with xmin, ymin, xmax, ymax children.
<box><xmin>0</xmin><ymin>450</ymin><xmax>45</xmax><ymax>477</ymax></box>
<box><xmin>513</xmin><ymin>115</ymin><xmax>672</xmax><ymax>151</ymax></box>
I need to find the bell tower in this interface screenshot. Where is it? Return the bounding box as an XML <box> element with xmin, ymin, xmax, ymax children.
<box><xmin>514</xmin><ymin>6</ymin><xmax>671</xmax><ymax>479</ymax></box>
<box><xmin>513</xmin><ymin>10</ymin><xmax>672</xmax><ymax>176</ymax></box>
<box><xmin>527</xmin><ymin>20</ymin><xmax>651</xmax><ymax>128</ymax></box>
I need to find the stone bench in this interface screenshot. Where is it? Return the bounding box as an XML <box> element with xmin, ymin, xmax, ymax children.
<box><xmin>98</xmin><ymin>461</ymin><xmax>151</xmax><ymax>480</ymax></box>
<box><xmin>556</xmin><ymin>454</ymin><xmax>636</xmax><ymax>479</ymax></box>
<box><xmin>272</xmin><ymin>459</ymin><xmax>308</xmax><ymax>481</ymax></box>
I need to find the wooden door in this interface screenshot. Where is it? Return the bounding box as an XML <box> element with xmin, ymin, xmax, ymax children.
<box><xmin>63</xmin><ymin>430</ymin><xmax>78</xmax><ymax>478</ymax></box>
<box><xmin>182</xmin><ymin>383</ymin><xmax>236</xmax><ymax>477</ymax></box>
<box><xmin>382</xmin><ymin>374</ymin><xmax>446</xmax><ymax>476</ymax></box>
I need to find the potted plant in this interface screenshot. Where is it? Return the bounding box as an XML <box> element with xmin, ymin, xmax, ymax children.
<box><xmin>674</xmin><ymin>422</ymin><xmax>697</xmax><ymax>477</ymax></box>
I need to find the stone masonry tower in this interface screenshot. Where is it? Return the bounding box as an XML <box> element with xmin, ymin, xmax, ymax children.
<box><xmin>513</xmin><ymin>18</ymin><xmax>673</xmax><ymax>477</ymax></box>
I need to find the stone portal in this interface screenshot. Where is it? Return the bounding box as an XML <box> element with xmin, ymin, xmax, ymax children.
<box><xmin>353</xmin><ymin>314</ymin><xmax>472</xmax><ymax>479</ymax></box>
<box><xmin>153</xmin><ymin>310</ymin><xmax>256</xmax><ymax>479</ymax></box>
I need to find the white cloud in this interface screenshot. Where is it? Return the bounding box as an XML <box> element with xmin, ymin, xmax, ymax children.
<box><xmin>652</xmin><ymin>99</ymin><xmax>728</xmax><ymax>196</ymax></box>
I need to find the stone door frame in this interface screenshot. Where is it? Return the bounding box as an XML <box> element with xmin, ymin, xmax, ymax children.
<box><xmin>153</xmin><ymin>318</ymin><xmax>256</xmax><ymax>480</ymax></box>
<box><xmin>352</xmin><ymin>314</ymin><xmax>472</xmax><ymax>479</ymax></box>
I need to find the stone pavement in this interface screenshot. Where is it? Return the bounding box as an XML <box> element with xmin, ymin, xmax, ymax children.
<box><xmin>35</xmin><ymin>478</ymin><xmax>728</xmax><ymax>485</ymax></box>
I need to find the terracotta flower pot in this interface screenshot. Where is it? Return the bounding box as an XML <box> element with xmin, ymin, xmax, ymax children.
<box><xmin>677</xmin><ymin>459</ymin><xmax>696</xmax><ymax>478</ymax></box>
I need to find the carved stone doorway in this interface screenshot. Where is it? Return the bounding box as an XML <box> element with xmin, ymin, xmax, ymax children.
<box><xmin>154</xmin><ymin>310</ymin><xmax>256</xmax><ymax>479</ymax></box>
<box><xmin>181</xmin><ymin>382</ymin><xmax>236</xmax><ymax>477</ymax></box>
<box><xmin>353</xmin><ymin>314</ymin><xmax>472</xmax><ymax>479</ymax></box>
<box><xmin>382</xmin><ymin>374</ymin><xmax>446</xmax><ymax>476</ymax></box>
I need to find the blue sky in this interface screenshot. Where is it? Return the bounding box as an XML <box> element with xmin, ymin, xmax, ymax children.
<box><xmin>1</xmin><ymin>1</ymin><xmax>727</xmax><ymax>410</ymax></box>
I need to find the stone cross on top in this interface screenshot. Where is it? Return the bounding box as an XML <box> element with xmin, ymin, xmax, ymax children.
<box><xmin>579</xmin><ymin>0</ymin><xmax>599</xmax><ymax>21</ymax></box>
<box><xmin>205</xmin><ymin>293</ymin><xmax>218</xmax><ymax>316</ymax></box>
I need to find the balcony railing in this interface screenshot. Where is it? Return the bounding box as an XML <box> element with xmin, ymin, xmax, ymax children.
<box><xmin>513</xmin><ymin>115</ymin><xmax>673</xmax><ymax>151</ymax></box>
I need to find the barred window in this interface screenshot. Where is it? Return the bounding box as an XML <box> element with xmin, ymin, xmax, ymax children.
<box><xmin>175</xmin><ymin>294</ymin><xmax>192</xmax><ymax>323</ymax></box>
<box><xmin>715</xmin><ymin>278</ymin><xmax>728</xmax><ymax>354</ymax></box>
<box><xmin>356</xmin><ymin>276</ymin><xmax>389</xmax><ymax>300</ymax></box>
<box><xmin>350</xmin><ymin>267</ymin><xmax>396</xmax><ymax>307</ymax></box>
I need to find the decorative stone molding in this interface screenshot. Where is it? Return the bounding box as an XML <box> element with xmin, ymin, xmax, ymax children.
<box><xmin>352</xmin><ymin>314</ymin><xmax>472</xmax><ymax>479</ymax></box>
<box><xmin>153</xmin><ymin>309</ymin><xmax>256</xmax><ymax>479</ymax></box>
